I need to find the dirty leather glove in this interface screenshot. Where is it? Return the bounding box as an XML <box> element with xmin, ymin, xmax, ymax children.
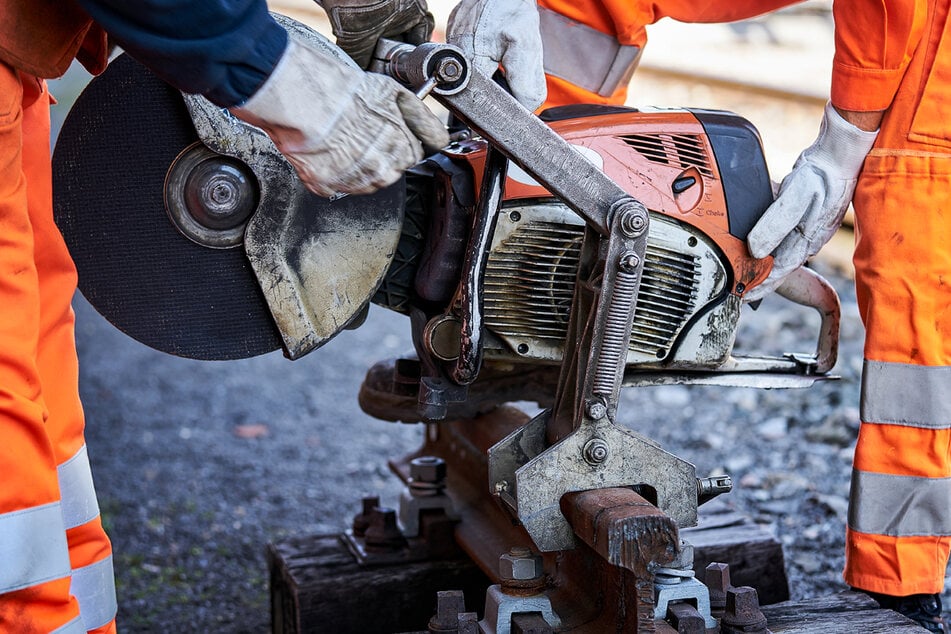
<box><xmin>317</xmin><ymin>0</ymin><xmax>435</xmax><ymax>69</ymax></box>
<box><xmin>744</xmin><ymin>102</ymin><xmax>878</xmax><ymax>302</ymax></box>
<box><xmin>447</xmin><ymin>0</ymin><xmax>547</xmax><ymax>111</ymax></box>
<box><xmin>231</xmin><ymin>37</ymin><xmax>449</xmax><ymax>198</ymax></box>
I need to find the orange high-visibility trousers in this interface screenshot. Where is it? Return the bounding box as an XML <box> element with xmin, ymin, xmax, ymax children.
<box><xmin>843</xmin><ymin>0</ymin><xmax>951</xmax><ymax>597</ymax></box>
<box><xmin>0</xmin><ymin>62</ymin><xmax>117</xmax><ymax>633</ymax></box>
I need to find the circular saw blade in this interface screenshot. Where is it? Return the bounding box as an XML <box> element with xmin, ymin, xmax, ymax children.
<box><xmin>54</xmin><ymin>53</ymin><xmax>407</xmax><ymax>361</ymax></box>
<box><xmin>53</xmin><ymin>54</ymin><xmax>282</xmax><ymax>360</ymax></box>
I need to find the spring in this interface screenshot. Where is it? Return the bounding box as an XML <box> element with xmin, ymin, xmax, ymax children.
<box><xmin>593</xmin><ymin>268</ymin><xmax>639</xmax><ymax>396</ymax></box>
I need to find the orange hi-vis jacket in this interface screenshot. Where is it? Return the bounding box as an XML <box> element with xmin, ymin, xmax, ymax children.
<box><xmin>535</xmin><ymin>0</ymin><xmax>803</xmax><ymax>109</ymax></box>
<box><xmin>0</xmin><ymin>2</ymin><xmax>116</xmax><ymax>632</ymax></box>
<box><xmin>834</xmin><ymin>0</ymin><xmax>951</xmax><ymax>597</ymax></box>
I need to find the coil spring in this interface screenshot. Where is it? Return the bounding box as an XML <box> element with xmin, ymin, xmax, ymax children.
<box><xmin>593</xmin><ymin>268</ymin><xmax>638</xmax><ymax>396</ymax></box>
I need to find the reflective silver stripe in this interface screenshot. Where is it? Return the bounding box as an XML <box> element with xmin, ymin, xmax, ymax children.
<box><xmin>849</xmin><ymin>469</ymin><xmax>951</xmax><ymax>537</ymax></box>
<box><xmin>861</xmin><ymin>360</ymin><xmax>951</xmax><ymax>428</ymax></box>
<box><xmin>537</xmin><ymin>5</ymin><xmax>642</xmax><ymax>97</ymax></box>
<box><xmin>50</xmin><ymin>616</ymin><xmax>86</xmax><ymax>634</ymax></box>
<box><xmin>71</xmin><ymin>555</ymin><xmax>118</xmax><ymax>630</ymax></box>
<box><xmin>0</xmin><ymin>502</ymin><xmax>71</xmax><ymax>594</ymax></box>
<box><xmin>57</xmin><ymin>444</ymin><xmax>101</xmax><ymax>529</ymax></box>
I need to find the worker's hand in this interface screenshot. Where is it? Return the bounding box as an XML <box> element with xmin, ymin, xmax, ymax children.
<box><xmin>447</xmin><ymin>0</ymin><xmax>546</xmax><ymax>111</ymax></box>
<box><xmin>317</xmin><ymin>0</ymin><xmax>435</xmax><ymax>69</ymax></box>
<box><xmin>231</xmin><ymin>37</ymin><xmax>449</xmax><ymax>198</ymax></box>
<box><xmin>744</xmin><ymin>102</ymin><xmax>878</xmax><ymax>302</ymax></box>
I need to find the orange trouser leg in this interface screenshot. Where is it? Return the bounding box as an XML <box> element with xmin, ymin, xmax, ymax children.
<box><xmin>844</xmin><ymin>150</ymin><xmax>951</xmax><ymax>596</ymax></box>
<box><xmin>0</xmin><ymin>61</ymin><xmax>82</xmax><ymax>633</ymax></box>
<box><xmin>26</xmin><ymin>73</ymin><xmax>117</xmax><ymax>634</ymax></box>
<box><xmin>24</xmin><ymin>76</ymin><xmax>118</xmax><ymax>633</ymax></box>
<box><xmin>1</xmin><ymin>63</ymin><xmax>116</xmax><ymax>632</ymax></box>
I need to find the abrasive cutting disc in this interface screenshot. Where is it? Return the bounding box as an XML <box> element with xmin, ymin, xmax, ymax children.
<box><xmin>53</xmin><ymin>53</ymin><xmax>404</xmax><ymax>361</ymax></box>
<box><xmin>53</xmin><ymin>54</ymin><xmax>281</xmax><ymax>360</ymax></box>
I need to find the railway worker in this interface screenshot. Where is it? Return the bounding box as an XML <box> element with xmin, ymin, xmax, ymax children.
<box><xmin>746</xmin><ymin>2</ymin><xmax>951</xmax><ymax>632</ymax></box>
<box><xmin>0</xmin><ymin>0</ymin><xmax>529</xmax><ymax>630</ymax></box>
<box><xmin>452</xmin><ymin>0</ymin><xmax>951</xmax><ymax>631</ymax></box>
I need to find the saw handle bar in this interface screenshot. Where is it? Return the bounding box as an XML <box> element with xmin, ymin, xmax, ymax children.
<box><xmin>371</xmin><ymin>38</ymin><xmax>642</xmax><ymax>237</ymax></box>
<box><xmin>775</xmin><ymin>266</ymin><xmax>840</xmax><ymax>374</ymax></box>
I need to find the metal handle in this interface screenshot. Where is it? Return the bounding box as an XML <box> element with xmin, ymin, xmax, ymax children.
<box><xmin>775</xmin><ymin>266</ymin><xmax>841</xmax><ymax>374</ymax></box>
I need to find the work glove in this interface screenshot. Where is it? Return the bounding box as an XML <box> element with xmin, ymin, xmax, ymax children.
<box><xmin>231</xmin><ymin>36</ymin><xmax>449</xmax><ymax>198</ymax></box>
<box><xmin>317</xmin><ymin>0</ymin><xmax>435</xmax><ymax>69</ymax></box>
<box><xmin>447</xmin><ymin>0</ymin><xmax>547</xmax><ymax>111</ymax></box>
<box><xmin>744</xmin><ymin>102</ymin><xmax>878</xmax><ymax>302</ymax></box>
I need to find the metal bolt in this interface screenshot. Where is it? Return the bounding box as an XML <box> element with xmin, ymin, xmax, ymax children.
<box><xmin>619</xmin><ymin>252</ymin><xmax>641</xmax><ymax>274</ymax></box>
<box><xmin>209</xmin><ymin>181</ymin><xmax>234</xmax><ymax>206</ymax></box>
<box><xmin>184</xmin><ymin>158</ymin><xmax>256</xmax><ymax>227</ymax></box>
<box><xmin>410</xmin><ymin>455</ymin><xmax>447</xmax><ymax>485</ymax></box>
<box><xmin>616</xmin><ymin>202</ymin><xmax>649</xmax><ymax>237</ymax></box>
<box><xmin>585</xmin><ymin>399</ymin><xmax>607</xmax><ymax>420</ymax></box>
<box><xmin>410</xmin><ymin>456</ymin><xmax>447</xmax><ymax>497</ymax></box>
<box><xmin>704</xmin><ymin>562</ymin><xmax>732</xmax><ymax>619</ymax></box>
<box><xmin>499</xmin><ymin>546</ymin><xmax>544</xmax><ymax>581</ymax></box>
<box><xmin>582</xmin><ymin>438</ymin><xmax>609</xmax><ymax>465</ymax></box>
<box><xmin>435</xmin><ymin>57</ymin><xmax>463</xmax><ymax>82</ymax></box>
<box><xmin>351</xmin><ymin>495</ymin><xmax>380</xmax><ymax>537</ymax></box>
<box><xmin>364</xmin><ymin>507</ymin><xmax>407</xmax><ymax>551</ymax></box>
<box><xmin>721</xmin><ymin>586</ymin><xmax>768</xmax><ymax>634</ymax></box>
<box><xmin>698</xmin><ymin>475</ymin><xmax>733</xmax><ymax>505</ymax></box>
<box><xmin>429</xmin><ymin>589</ymin><xmax>466</xmax><ymax>632</ymax></box>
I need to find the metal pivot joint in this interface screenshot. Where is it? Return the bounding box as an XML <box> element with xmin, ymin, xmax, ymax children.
<box><xmin>370</xmin><ymin>40</ymin><xmax>470</xmax><ymax>98</ymax></box>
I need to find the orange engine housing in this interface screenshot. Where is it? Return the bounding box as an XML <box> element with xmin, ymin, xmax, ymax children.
<box><xmin>381</xmin><ymin>105</ymin><xmax>777</xmax><ymax>370</ymax></box>
<box><xmin>446</xmin><ymin>104</ymin><xmax>774</xmax><ymax>296</ymax></box>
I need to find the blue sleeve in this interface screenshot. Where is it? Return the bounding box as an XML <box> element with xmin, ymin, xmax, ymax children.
<box><xmin>76</xmin><ymin>0</ymin><xmax>288</xmax><ymax>107</ymax></box>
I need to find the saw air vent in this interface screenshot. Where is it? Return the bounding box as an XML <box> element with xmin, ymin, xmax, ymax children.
<box><xmin>484</xmin><ymin>222</ymin><xmax>582</xmax><ymax>340</ymax></box>
<box><xmin>619</xmin><ymin>133</ymin><xmax>713</xmax><ymax>177</ymax></box>
<box><xmin>484</xmin><ymin>221</ymin><xmax>702</xmax><ymax>360</ymax></box>
<box><xmin>629</xmin><ymin>244</ymin><xmax>700</xmax><ymax>357</ymax></box>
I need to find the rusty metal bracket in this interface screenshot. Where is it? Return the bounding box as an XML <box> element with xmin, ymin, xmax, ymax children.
<box><xmin>489</xmin><ymin>410</ymin><xmax>697</xmax><ymax>552</ymax></box>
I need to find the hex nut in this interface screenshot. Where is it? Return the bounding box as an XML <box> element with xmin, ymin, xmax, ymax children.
<box><xmin>410</xmin><ymin>456</ymin><xmax>447</xmax><ymax>484</ymax></box>
<box><xmin>499</xmin><ymin>550</ymin><xmax>544</xmax><ymax>581</ymax></box>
